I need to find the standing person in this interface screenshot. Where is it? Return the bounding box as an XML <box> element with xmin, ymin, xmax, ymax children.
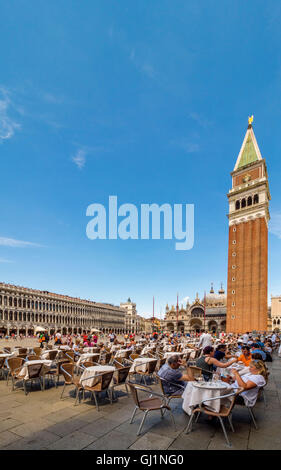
<box><xmin>198</xmin><ymin>330</ymin><xmax>213</xmax><ymax>349</ymax></box>
<box><xmin>44</xmin><ymin>331</ymin><xmax>49</xmax><ymax>347</ymax></box>
<box><xmin>109</xmin><ymin>331</ymin><xmax>115</xmax><ymax>343</ymax></box>
<box><xmin>39</xmin><ymin>332</ymin><xmax>45</xmax><ymax>349</ymax></box>
<box><xmin>55</xmin><ymin>331</ymin><xmax>62</xmax><ymax>345</ymax></box>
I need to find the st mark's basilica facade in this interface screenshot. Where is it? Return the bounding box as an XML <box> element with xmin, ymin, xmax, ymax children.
<box><xmin>164</xmin><ymin>284</ymin><xmax>227</xmax><ymax>334</ymax></box>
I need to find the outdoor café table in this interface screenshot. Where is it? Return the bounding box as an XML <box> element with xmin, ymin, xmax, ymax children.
<box><xmin>218</xmin><ymin>363</ymin><xmax>250</xmax><ymax>378</ymax></box>
<box><xmin>14</xmin><ymin>347</ymin><xmax>34</xmax><ymax>355</ymax></box>
<box><xmin>17</xmin><ymin>359</ymin><xmax>53</xmax><ymax>380</ymax></box>
<box><xmin>164</xmin><ymin>351</ymin><xmax>184</xmax><ymax>360</ymax></box>
<box><xmin>182</xmin><ymin>380</ymin><xmax>232</xmax><ymax>415</ymax></box>
<box><xmin>79</xmin><ymin>365</ymin><xmax>115</xmax><ymax>387</ymax></box>
<box><xmin>83</xmin><ymin>347</ymin><xmax>99</xmax><ymax>353</ymax></box>
<box><xmin>0</xmin><ymin>353</ymin><xmax>15</xmax><ymax>359</ymax></box>
<box><xmin>141</xmin><ymin>346</ymin><xmax>156</xmax><ymax>355</ymax></box>
<box><xmin>115</xmin><ymin>349</ymin><xmax>132</xmax><ymax>358</ymax></box>
<box><xmin>58</xmin><ymin>345</ymin><xmax>71</xmax><ymax>350</ymax></box>
<box><xmin>41</xmin><ymin>349</ymin><xmax>60</xmax><ymax>360</ymax></box>
<box><xmin>77</xmin><ymin>353</ymin><xmax>100</xmax><ymax>367</ymax></box>
<box><xmin>129</xmin><ymin>357</ymin><xmax>156</xmax><ymax>373</ymax></box>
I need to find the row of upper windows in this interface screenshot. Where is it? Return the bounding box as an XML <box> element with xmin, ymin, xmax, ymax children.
<box><xmin>0</xmin><ymin>296</ymin><xmax>113</xmax><ymax>317</ymax></box>
<box><xmin>235</xmin><ymin>194</ymin><xmax>259</xmax><ymax>211</ymax></box>
<box><xmin>0</xmin><ymin>311</ymin><xmax>92</xmax><ymax>323</ymax></box>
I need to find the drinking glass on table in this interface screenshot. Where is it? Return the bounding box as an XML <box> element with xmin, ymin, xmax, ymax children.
<box><xmin>213</xmin><ymin>372</ymin><xmax>220</xmax><ymax>382</ymax></box>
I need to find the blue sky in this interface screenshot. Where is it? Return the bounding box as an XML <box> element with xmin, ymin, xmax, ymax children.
<box><xmin>1</xmin><ymin>1</ymin><xmax>281</xmax><ymax>317</ymax></box>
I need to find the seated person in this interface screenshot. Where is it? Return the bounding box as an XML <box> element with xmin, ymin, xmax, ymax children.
<box><xmin>158</xmin><ymin>355</ymin><xmax>194</xmax><ymax>396</ymax></box>
<box><xmin>230</xmin><ymin>360</ymin><xmax>268</xmax><ymax>407</ymax></box>
<box><xmin>196</xmin><ymin>346</ymin><xmax>237</xmax><ymax>381</ymax></box>
<box><xmin>251</xmin><ymin>352</ymin><xmax>263</xmax><ymax>360</ymax></box>
<box><xmin>236</xmin><ymin>345</ymin><xmax>252</xmax><ymax>367</ymax></box>
<box><xmin>214</xmin><ymin>344</ymin><xmax>234</xmax><ymax>361</ymax></box>
<box><xmin>251</xmin><ymin>343</ymin><xmax>266</xmax><ymax>361</ymax></box>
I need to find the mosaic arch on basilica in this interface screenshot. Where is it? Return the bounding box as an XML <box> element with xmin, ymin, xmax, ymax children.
<box><xmin>164</xmin><ymin>283</ymin><xmax>227</xmax><ymax>334</ymax></box>
<box><xmin>226</xmin><ymin>117</ymin><xmax>270</xmax><ymax>333</ymax></box>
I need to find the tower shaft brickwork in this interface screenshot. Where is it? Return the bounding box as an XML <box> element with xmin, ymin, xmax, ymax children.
<box><xmin>226</xmin><ymin>121</ymin><xmax>270</xmax><ymax>333</ymax></box>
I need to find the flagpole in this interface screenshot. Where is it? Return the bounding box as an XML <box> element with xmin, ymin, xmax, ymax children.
<box><xmin>204</xmin><ymin>291</ymin><xmax>206</xmax><ymax>331</ymax></box>
<box><xmin>177</xmin><ymin>293</ymin><xmax>179</xmax><ymax>332</ymax></box>
<box><xmin>153</xmin><ymin>296</ymin><xmax>155</xmax><ymax>333</ymax></box>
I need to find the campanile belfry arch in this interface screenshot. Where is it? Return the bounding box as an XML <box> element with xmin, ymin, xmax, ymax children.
<box><xmin>226</xmin><ymin>117</ymin><xmax>270</xmax><ymax>333</ymax></box>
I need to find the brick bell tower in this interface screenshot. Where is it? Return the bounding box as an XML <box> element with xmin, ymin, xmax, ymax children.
<box><xmin>226</xmin><ymin>117</ymin><xmax>270</xmax><ymax>333</ymax></box>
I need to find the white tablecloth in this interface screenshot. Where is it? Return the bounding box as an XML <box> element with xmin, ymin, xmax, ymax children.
<box><xmin>41</xmin><ymin>349</ymin><xmax>59</xmax><ymax>360</ymax></box>
<box><xmin>83</xmin><ymin>347</ymin><xmax>99</xmax><ymax>353</ymax></box>
<box><xmin>182</xmin><ymin>381</ymin><xmax>231</xmax><ymax>415</ymax></box>
<box><xmin>218</xmin><ymin>364</ymin><xmax>250</xmax><ymax>377</ymax></box>
<box><xmin>0</xmin><ymin>353</ymin><xmax>15</xmax><ymax>359</ymax></box>
<box><xmin>115</xmin><ymin>349</ymin><xmax>131</xmax><ymax>358</ymax></box>
<box><xmin>80</xmin><ymin>365</ymin><xmax>115</xmax><ymax>387</ymax></box>
<box><xmin>17</xmin><ymin>360</ymin><xmax>53</xmax><ymax>380</ymax></box>
<box><xmin>141</xmin><ymin>346</ymin><xmax>156</xmax><ymax>355</ymax></box>
<box><xmin>164</xmin><ymin>352</ymin><xmax>184</xmax><ymax>359</ymax></box>
<box><xmin>77</xmin><ymin>353</ymin><xmax>100</xmax><ymax>366</ymax></box>
<box><xmin>129</xmin><ymin>357</ymin><xmax>156</xmax><ymax>373</ymax></box>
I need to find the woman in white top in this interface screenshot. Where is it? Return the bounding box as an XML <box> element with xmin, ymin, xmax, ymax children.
<box><xmin>230</xmin><ymin>360</ymin><xmax>267</xmax><ymax>407</ymax></box>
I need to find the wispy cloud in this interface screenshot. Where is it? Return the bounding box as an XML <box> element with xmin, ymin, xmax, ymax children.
<box><xmin>72</xmin><ymin>149</ymin><xmax>86</xmax><ymax>169</ymax></box>
<box><xmin>269</xmin><ymin>212</ymin><xmax>281</xmax><ymax>239</ymax></box>
<box><xmin>0</xmin><ymin>237</ymin><xmax>43</xmax><ymax>248</ymax></box>
<box><xmin>189</xmin><ymin>112</ymin><xmax>212</xmax><ymax>128</ymax></box>
<box><xmin>0</xmin><ymin>87</ymin><xmax>21</xmax><ymax>140</ymax></box>
<box><xmin>0</xmin><ymin>258</ymin><xmax>14</xmax><ymax>263</ymax></box>
<box><xmin>180</xmin><ymin>296</ymin><xmax>190</xmax><ymax>304</ymax></box>
<box><xmin>129</xmin><ymin>49</ymin><xmax>157</xmax><ymax>80</ymax></box>
<box><xmin>170</xmin><ymin>138</ymin><xmax>200</xmax><ymax>154</ymax></box>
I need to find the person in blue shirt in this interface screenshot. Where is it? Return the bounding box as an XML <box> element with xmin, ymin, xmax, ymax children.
<box><xmin>158</xmin><ymin>355</ymin><xmax>194</xmax><ymax>396</ymax></box>
<box><xmin>251</xmin><ymin>343</ymin><xmax>266</xmax><ymax>361</ymax></box>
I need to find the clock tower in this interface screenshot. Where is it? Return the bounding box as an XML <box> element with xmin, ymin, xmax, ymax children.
<box><xmin>226</xmin><ymin>118</ymin><xmax>270</xmax><ymax>333</ymax></box>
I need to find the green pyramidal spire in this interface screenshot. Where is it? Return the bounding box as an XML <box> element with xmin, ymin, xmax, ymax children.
<box><xmin>237</xmin><ymin>131</ymin><xmax>259</xmax><ymax>169</ymax></box>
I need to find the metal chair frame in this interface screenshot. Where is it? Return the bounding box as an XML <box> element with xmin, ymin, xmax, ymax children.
<box><xmin>128</xmin><ymin>382</ymin><xmax>176</xmax><ymax>436</ymax></box>
<box><xmin>184</xmin><ymin>387</ymin><xmax>243</xmax><ymax>447</ymax></box>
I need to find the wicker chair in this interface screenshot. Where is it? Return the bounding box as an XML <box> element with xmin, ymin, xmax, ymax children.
<box><xmin>136</xmin><ymin>360</ymin><xmax>158</xmax><ymax>385</ymax></box>
<box><xmin>111</xmin><ymin>366</ymin><xmax>130</xmax><ymax>400</ymax></box>
<box><xmin>157</xmin><ymin>375</ymin><xmax>185</xmax><ymax>407</ymax></box>
<box><xmin>23</xmin><ymin>363</ymin><xmax>45</xmax><ymax>395</ymax></box>
<box><xmin>128</xmin><ymin>382</ymin><xmax>176</xmax><ymax>436</ymax></box>
<box><xmin>32</xmin><ymin>347</ymin><xmax>42</xmax><ymax>356</ymax></box>
<box><xmin>26</xmin><ymin>355</ymin><xmax>41</xmax><ymax>361</ymax></box>
<box><xmin>188</xmin><ymin>366</ymin><xmax>202</xmax><ymax>379</ymax></box>
<box><xmin>46</xmin><ymin>359</ymin><xmax>70</xmax><ymax>387</ymax></box>
<box><xmin>99</xmin><ymin>352</ymin><xmax>112</xmax><ymax>365</ymax></box>
<box><xmin>60</xmin><ymin>362</ymin><xmax>82</xmax><ymax>400</ymax></box>
<box><xmin>184</xmin><ymin>387</ymin><xmax>244</xmax><ymax>447</ymax></box>
<box><xmin>79</xmin><ymin>370</ymin><xmax>114</xmax><ymax>410</ymax></box>
<box><xmin>0</xmin><ymin>357</ymin><xmax>7</xmax><ymax>379</ymax></box>
<box><xmin>6</xmin><ymin>357</ymin><xmax>24</xmax><ymax>387</ymax></box>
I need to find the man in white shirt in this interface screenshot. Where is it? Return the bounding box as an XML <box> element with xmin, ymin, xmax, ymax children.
<box><xmin>242</xmin><ymin>332</ymin><xmax>249</xmax><ymax>343</ymax></box>
<box><xmin>198</xmin><ymin>330</ymin><xmax>213</xmax><ymax>349</ymax></box>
